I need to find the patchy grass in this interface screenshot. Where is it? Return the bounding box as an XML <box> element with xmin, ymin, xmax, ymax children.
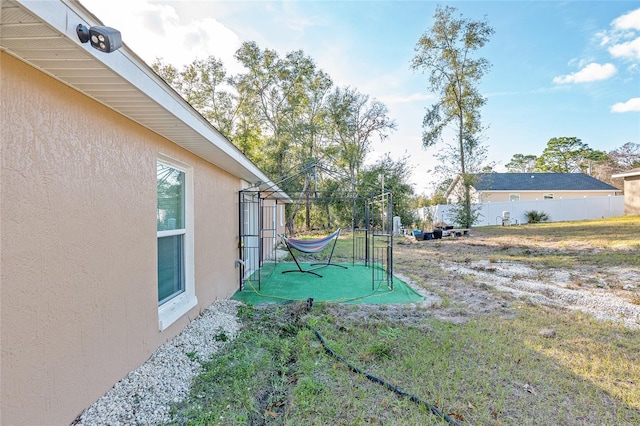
<box><xmin>477</xmin><ymin>215</ymin><xmax>640</xmax><ymax>242</ymax></box>
<box><xmin>168</xmin><ymin>302</ymin><xmax>640</xmax><ymax>425</ymax></box>
<box><xmin>167</xmin><ymin>217</ymin><xmax>640</xmax><ymax>425</ymax></box>
<box><xmin>416</xmin><ymin>216</ymin><xmax>640</xmax><ymax>269</ymax></box>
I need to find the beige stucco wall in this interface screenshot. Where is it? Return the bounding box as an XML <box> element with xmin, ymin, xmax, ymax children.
<box><xmin>622</xmin><ymin>176</ymin><xmax>640</xmax><ymax>215</ymax></box>
<box><xmin>1</xmin><ymin>53</ymin><xmax>241</xmax><ymax>425</ymax></box>
<box><xmin>478</xmin><ymin>190</ymin><xmax>619</xmax><ymax>203</ymax></box>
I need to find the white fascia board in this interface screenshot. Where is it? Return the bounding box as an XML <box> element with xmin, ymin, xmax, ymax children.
<box><xmin>612</xmin><ymin>171</ymin><xmax>640</xmax><ymax>179</ymax></box>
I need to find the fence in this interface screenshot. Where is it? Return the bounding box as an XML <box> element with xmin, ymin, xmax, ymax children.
<box><xmin>418</xmin><ymin>196</ymin><xmax>625</xmax><ymax>227</ymax></box>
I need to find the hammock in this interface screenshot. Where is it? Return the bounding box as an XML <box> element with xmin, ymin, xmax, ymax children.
<box><xmin>279</xmin><ymin>228</ymin><xmax>347</xmax><ymax>277</ymax></box>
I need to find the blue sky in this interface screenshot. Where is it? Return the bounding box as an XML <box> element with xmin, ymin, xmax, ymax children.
<box><xmin>81</xmin><ymin>1</ymin><xmax>640</xmax><ymax>192</ymax></box>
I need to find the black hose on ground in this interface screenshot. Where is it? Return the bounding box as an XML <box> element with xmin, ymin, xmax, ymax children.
<box><xmin>312</xmin><ymin>328</ymin><xmax>461</xmax><ymax>426</ymax></box>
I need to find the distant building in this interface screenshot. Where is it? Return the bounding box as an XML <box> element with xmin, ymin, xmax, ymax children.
<box><xmin>612</xmin><ymin>168</ymin><xmax>640</xmax><ymax>215</ymax></box>
<box><xmin>446</xmin><ymin>173</ymin><xmax>620</xmax><ymax>204</ymax></box>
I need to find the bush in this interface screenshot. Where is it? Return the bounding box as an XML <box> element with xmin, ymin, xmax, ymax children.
<box><xmin>525</xmin><ymin>210</ymin><xmax>550</xmax><ymax>224</ymax></box>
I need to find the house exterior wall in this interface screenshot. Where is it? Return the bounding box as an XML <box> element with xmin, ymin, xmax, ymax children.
<box><xmin>1</xmin><ymin>53</ymin><xmax>240</xmax><ymax>425</ymax></box>
<box><xmin>433</xmin><ymin>196</ymin><xmax>625</xmax><ymax>227</ymax></box>
<box><xmin>477</xmin><ymin>190</ymin><xmax>618</xmax><ymax>203</ymax></box>
<box><xmin>622</xmin><ymin>175</ymin><xmax>640</xmax><ymax>215</ymax></box>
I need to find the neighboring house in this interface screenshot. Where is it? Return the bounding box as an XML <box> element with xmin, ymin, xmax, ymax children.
<box><xmin>446</xmin><ymin>173</ymin><xmax>620</xmax><ymax>204</ymax></box>
<box><xmin>612</xmin><ymin>168</ymin><xmax>640</xmax><ymax>215</ymax></box>
<box><xmin>1</xmin><ymin>1</ymin><xmax>287</xmax><ymax>424</ymax></box>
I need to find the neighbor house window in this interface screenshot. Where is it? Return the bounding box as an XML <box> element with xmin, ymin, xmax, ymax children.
<box><xmin>157</xmin><ymin>155</ymin><xmax>196</xmax><ymax>330</ymax></box>
<box><xmin>543</xmin><ymin>193</ymin><xmax>554</xmax><ymax>200</ymax></box>
<box><xmin>509</xmin><ymin>193</ymin><xmax>520</xmax><ymax>202</ymax></box>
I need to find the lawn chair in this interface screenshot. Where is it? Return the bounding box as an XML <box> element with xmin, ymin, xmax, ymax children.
<box><xmin>279</xmin><ymin>228</ymin><xmax>347</xmax><ymax>277</ymax></box>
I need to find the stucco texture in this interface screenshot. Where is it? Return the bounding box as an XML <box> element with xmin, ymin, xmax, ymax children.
<box><xmin>1</xmin><ymin>53</ymin><xmax>240</xmax><ymax>425</ymax></box>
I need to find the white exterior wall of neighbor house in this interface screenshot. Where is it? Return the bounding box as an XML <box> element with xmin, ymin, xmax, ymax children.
<box><xmin>476</xmin><ymin>190</ymin><xmax>620</xmax><ymax>203</ymax></box>
<box><xmin>0</xmin><ymin>52</ymin><xmax>252</xmax><ymax>425</ymax></box>
<box><xmin>428</xmin><ymin>195</ymin><xmax>625</xmax><ymax>227</ymax></box>
<box><xmin>446</xmin><ymin>174</ymin><xmax>621</xmax><ymax>205</ymax></box>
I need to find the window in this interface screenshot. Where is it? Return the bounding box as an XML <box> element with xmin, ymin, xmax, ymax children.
<box><xmin>509</xmin><ymin>193</ymin><xmax>520</xmax><ymax>202</ymax></box>
<box><xmin>157</xmin><ymin>162</ymin><xmax>185</xmax><ymax>304</ymax></box>
<box><xmin>543</xmin><ymin>193</ymin><xmax>554</xmax><ymax>200</ymax></box>
<box><xmin>157</xmin><ymin>156</ymin><xmax>196</xmax><ymax>330</ymax></box>
<box><xmin>280</xmin><ymin>204</ymin><xmax>284</xmax><ymax>227</ymax></box>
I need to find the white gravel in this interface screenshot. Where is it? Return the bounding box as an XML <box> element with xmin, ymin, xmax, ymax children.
<box><xmin>443</xmin><ymin>260</ymin><xmax>640</xmax><ymax>329</ymax></box>
<box><xmin>73</xmin><ymin>299</ymin><xmax>242</xmax><ymax>426</ymax></box>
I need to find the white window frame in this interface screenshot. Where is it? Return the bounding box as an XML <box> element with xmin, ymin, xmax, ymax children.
<box><xmin>157</xmin><ymin>154</ymin><xmax>197</xmax><ymax>331</ymax></box>
<box><xmin>280</xmin><ymin>204</ymin><xmax>285</xmax><ymax>227</ymax></box>
<box><xmin>509</xmin><ymin>193</ymin><xmax>520</xmax><ymax>202</ymax></box>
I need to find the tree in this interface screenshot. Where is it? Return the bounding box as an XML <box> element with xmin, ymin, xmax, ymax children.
<box><xmin>609</xmin><ymin>142</ymin><xmax>640</xmax><ymax>172</ymax></box>
<box><xmin>410</xmin><ymin>5</ymin><xmax>494</xmax><ymax>228</ymax></box>
<box><xmin>150</xmin><ymin>42</ymin><xmax>399</xmax><ymax>232</ymax></box>
<box><xmin>359</xmin><ymin>154</ymin><xmax>416</xmax><ymax>228</ymax></box>
<box><xmin>234</xmin><ymin>42</ymin><xmax>336</xmax><ymax>183</ymax></box>
<box><xmin>535</xmin><ymin>137</ymin><xmax>595</xmax><ymax>173</ymax></box>
<box><xmin>152</xmin><ymin>57</ymin><xmax>237</xmax><ymax>137</ymax></box>
<box><xmin>151</xmin><ymin>58</ymin><xmax>181</xmax><ymax>89</ymax></box>
<box><xmin>581</xmin><ymin>149</ymin><xmax>609</xmax><ymax>176</ymax></box>
<box><xmin>234</xmin><ymin>41</ymin><xmax>296</xmax><ymax>178</ymax></box>
<box><xmin>506</xmin><ymin>154</ymin><xmax>538</xmax><ymax>173</ymax></box>
<box><xmin>599</xmin><ymin>142</ymin><xmax>640</xmax><ymax>188</ymax></box>
<box><xmin>180</xmin><ymin>56</ymin><xmax>237</xmax><ymax>137</ymax></box>
<box><xmin>325</xmin><ymin>87</ymin><xmax>396</xmax><ymax>184</ymax></box>
<box><xmin>235</xmin><ymin>42</ymin><xmax>354</xmax><ymax>233</ymax></box>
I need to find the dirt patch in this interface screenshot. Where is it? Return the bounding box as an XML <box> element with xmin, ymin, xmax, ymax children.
<box><xmin>332</xmin><ymin>231</ymin><xmax>640</xmax><ymax>329</ymax></box>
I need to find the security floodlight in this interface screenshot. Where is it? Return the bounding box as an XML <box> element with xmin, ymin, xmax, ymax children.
<box><xmin>76</xmin><ymin>24</ymin><xmax>122</xmax><ymax>53</ymax></box>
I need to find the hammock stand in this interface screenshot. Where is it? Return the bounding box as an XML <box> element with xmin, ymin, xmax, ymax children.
<box><xmin>279</xmin><ymin>228</ymin><xmax>347</xmax><ymax>277</ymax></box>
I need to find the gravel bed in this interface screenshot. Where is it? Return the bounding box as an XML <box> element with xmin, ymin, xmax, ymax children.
<box><xmin>443</xmin><ymin>261</ymin><xmax>640</xmax><ymax>329</ymax></box>
<box><xmin>73</xmin><ymin>299</ymin><xmax>242</xmax><ymax>426</ymax></box>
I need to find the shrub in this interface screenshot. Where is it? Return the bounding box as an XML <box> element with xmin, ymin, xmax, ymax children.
<box><xmin>525</xmin><ymin>210</ymin><xmax>550</xmax><ymax>224</ymax></box>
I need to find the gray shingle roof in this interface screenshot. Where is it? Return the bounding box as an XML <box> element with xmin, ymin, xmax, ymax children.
<box><xmin>473</xmin><ymin>173</ymin><xmax>620</xmax><ymax>191</ymax></box>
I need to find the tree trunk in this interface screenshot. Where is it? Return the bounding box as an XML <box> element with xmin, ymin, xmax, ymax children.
<box><xmin>458</xmin><ymin>112</ymin><xmax>472</xmax><ymax>229</ymax></box>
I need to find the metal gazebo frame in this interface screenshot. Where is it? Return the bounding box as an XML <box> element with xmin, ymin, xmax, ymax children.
<box><xmin>238</xmin><ymin>164</ymin><xmax>394</xmax><ymax>294</ymax></box>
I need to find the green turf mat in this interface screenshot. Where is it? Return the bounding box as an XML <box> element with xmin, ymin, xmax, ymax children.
<box><xmin>231</xmin><ymin>262</ymin><xmax>424</xmax><ymax>305</ymax></box>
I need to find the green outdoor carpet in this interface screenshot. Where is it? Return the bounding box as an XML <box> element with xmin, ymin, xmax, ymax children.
<box><xmin>231</xmin><ymin>262</ymin><xmax>424</xmax><ymax>305</ymax></box>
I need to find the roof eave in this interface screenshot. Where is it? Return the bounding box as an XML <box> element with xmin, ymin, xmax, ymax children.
<box><xmin>612</xmin><ymin>170</ymin><xmax>640</xmax><ymax>179</ymax></box>
<box><xmin>2</xmin><ymin>0</ymin><xmax>290</xmax><ymax>201</ymax></box>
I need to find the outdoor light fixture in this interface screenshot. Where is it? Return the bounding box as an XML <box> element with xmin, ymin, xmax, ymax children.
<box><xmin>76</xmin><ymin>24</ymin><xmax>122</xmax><ymax>53</ymax></box>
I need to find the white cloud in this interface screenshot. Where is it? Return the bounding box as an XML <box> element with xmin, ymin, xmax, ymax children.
<box><xmin>596</xmin><ymin>30</ymin><xmax>610</xmax><ymax>47</ymax></box>
<box><xmin>600</xmin><ymin>8</ymin><xmax>640</xmax><ymax>61</ymax></box>
<box><xmin>612</xmin><ymin>8</ymin><xmax>640</xmax><ymax>31</ymax></box>
<box><xmin>608</xmin><ymin>37</ymin><xmax>640</xmax><ymax>60</ymax></box>
<box><xmin>81</xmin><ymin>0</ymin><xmax>243</xmax><ymax>73</ymax></box>
<box><xmin>553</xmin><ymin>62</ymin><xmax>617</xmax><ymax>84</ymax></box>
<box><xmin>611</xmin><ymin>97</ymin><xmax>640</xmax><ymax>113</ymax></box>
